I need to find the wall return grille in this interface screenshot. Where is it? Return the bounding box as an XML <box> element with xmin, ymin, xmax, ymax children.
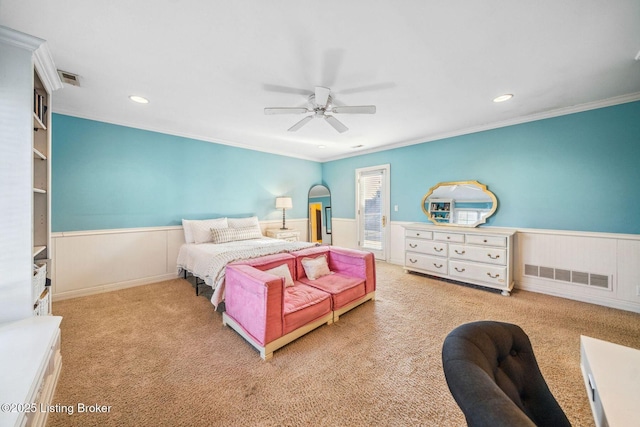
<box><xmin>524</xmin><ymin>264</ymin><xmax>611</xmax><ymax>290</ymax></box>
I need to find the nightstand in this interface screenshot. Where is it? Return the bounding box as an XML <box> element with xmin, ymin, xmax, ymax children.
<box><xmin>265</xmin><ymin>229</ymin><xmax>300</xmax><ymax>242</ymax></box>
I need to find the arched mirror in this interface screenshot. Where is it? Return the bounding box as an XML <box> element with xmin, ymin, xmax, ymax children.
<box><xmin>308</xmin><ymin>184</ymin><xmax>332</xmax><ymax>244</ymax></box>
<box><xmin>422</xmin><ymin>180</ymin><xmax>497</xmax><ymax>227</ymax></box>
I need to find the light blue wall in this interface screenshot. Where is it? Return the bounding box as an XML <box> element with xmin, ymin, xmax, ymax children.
<box><xmin>52</xmin><ymin>114</ymin><xmax>321</xmax><ymax>232</ymax></box>
<box><xmin>52</xmin><ymin>101</ymin><xmax>640</xmax><ymax>234</ymax></box>
<box><xmin>323</xmin><ymin>101</ymin><xmax>640</xmax><ymax>234</ymax></box>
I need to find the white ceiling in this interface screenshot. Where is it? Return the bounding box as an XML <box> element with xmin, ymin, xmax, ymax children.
<box><xmin>2</xmin><ymin>1</ymin><xmax>639</xmax><ymax>162</ymax></box>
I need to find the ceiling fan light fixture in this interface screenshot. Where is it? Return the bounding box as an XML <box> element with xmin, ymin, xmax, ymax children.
<box><xmin>129</xmin><ymin>95</ymin><xmax>149</xmax><ymax>104</ymax></box>
<box><xmin>493</xmin><ymin>94</ymin><xmax>514</xmax><ymax>103</ymax></box>
<box><xmin>266</xmin><ymin>86</ymin><xmax>375</xmax><ymax>133</ymax></box>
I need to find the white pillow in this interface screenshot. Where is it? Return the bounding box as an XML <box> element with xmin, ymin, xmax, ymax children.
<box><xmin>300</xmin><ymin>255</ymin><xmax>332</xmax><ymax>280</ymax></box>
<box><xmin>228</xmin><ymin>216</ymin><xmax>259</xmax><ymax>228</ymax></box>
<box><xmin>182</xmin><ymin>219</ymin><xmax>195</xmax><ymax>243</ymax></box>
<box><xmin>210</xmin><ymin>226</ymin><xmax>263</xmax><ymax>244</ymax></box>
<box><xmin>189</xmin><ymin>218</ymin><xmax>229</xmax><ymax>244</ymax></box>
<box><xmin>264</xmin><ymin>264</ymin><xmax>295</xmax><ymax>287</ymax></box>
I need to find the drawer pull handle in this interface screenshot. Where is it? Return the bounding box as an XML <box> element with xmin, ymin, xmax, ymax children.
<box><xmin>487</xmin><ymin>272</ymin><xmax>500</xmax><ymax>279</ymax></box>
<box><xmin>409</xmin><ymin>258</ymin><xmax>418</xmax><ymax>264</ymax></box>
<box><xmin>454</xmin><ymin>267</ymin><xmax>466</xmax><ymax>272</ymax></box>
<box><xmin>416</xmin><ymin>233</ymin><xmax>420</xmax><ymax>236</ymax></box>
<box><xmin>434</xmin><ymin>247</ymin><xmax>443</xmax><ymax>252</ymax></box>
<box><xmin>433</xmin><ymin>263</ymin><xmax>443</xmax><ymax>269</ymax></box>
<box><xmin>483</xmin><ymin>239</ymin><xmax>488</xmax><ymax>243</ymax></box>
<box><xmin>455</xmin><ymin>250</ymin><xmax>466</xmax><ymax>255</ymax></box>
<box><xmin>487</xmin><ymin>254</ymin><xmax>500</xmax><ymax>259</ymax></box>
<box><xmin>409</xmin><ymin>243</ymin><xmax>417</xmax><ymax>248</ymax></box>
<box><xmin>446</xmin><ymin>236</ymin><xmax>450</xmax><ymax>239</ymax></box>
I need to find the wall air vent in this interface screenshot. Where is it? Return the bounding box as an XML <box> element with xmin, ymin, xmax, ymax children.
<box><xmin>524</xmin><ymin>264</ymin><xmax>538</xmax><ymax>276</ymax></box>
<box><xmin>539</xmin><ymin>267</ymin><xmax>554</xmax><ymax>280</ymax></box>
<box><xmin>523</xmin><ymin>264</ymin><xmax>611</xmax><ymax>290</ymax></box>
<box><xmin>57</xmin><ymin>70</ymin><xmax>80</xmax><ymax>86</ymax></box>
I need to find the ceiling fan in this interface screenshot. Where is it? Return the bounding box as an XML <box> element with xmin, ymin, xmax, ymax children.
<box><xmin>264</xmin><ymin>86</ymin><xmax>376</xmax><ymax>133</ymax></box>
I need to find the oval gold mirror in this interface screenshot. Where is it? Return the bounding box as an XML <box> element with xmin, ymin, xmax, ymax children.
<box><xmin>422</xmin><ymin>180</ymin><xmax>497</xmax><ymax>227</ymax></box>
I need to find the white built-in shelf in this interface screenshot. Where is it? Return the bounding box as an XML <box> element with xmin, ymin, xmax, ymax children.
<box><xmin>33</xmin><ymin>147</ymin><xmax>47</xmax><ymax>160</ymax></box>
<box><xmin>33</xmin><ymin>246</ymin><xmax>46</xmax><ymax>257</ymax></box>
<box><xmin>32</xmin><ymin>112</ymin><xmax>46</xmax><ymax>131</ymax></box>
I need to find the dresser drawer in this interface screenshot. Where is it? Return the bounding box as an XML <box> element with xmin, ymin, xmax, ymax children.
<box><xmin>449</xmin><ymin>260</ymin><xmax>507</xmax><ymax>286</ymax></box>
<box><xmin>405</xmin><ymin>229</ymin><xmax>433</xmax><ymax>240</ymax></box>
<box><xmin>434</xmin><ymin>232</ymin><xmax>464</xmax><ymax>243</ymax></box>
<box><xmin>406</xmin><ymin>239</ymin><xmax>447</xmax><ymax>256</ymax></box>
<box><xmin>405</xmin><ymin>253</ymin><xmax>448</xmax><ymax>275</ymax></box>
<box><xmin>466</xmin><ymin>234</ymin><xmax>507</xmax><ymax>247</ymax></box>
<box><xmin>449</xmin><ymin>244</ymin><xmax>507</xmax><ymax>266</ymax></box>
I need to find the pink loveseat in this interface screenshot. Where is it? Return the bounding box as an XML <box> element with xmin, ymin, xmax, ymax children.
<box><xmin>222</xmin><ymin>247</ymin><xmax>376</xmax><ymax>360</ymax></box>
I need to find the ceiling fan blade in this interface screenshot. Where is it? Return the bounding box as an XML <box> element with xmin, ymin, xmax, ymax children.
<box><xmin>315</xmin><ymin>86</ymin><xmax>331</xmax><ymax>107</ymax></box>
<box><xmin>262</xmin><ymin>84</ymin><xmax>311</xmax><ymax>96</ymax></box>
<box><xmin>264</xmin><ymin>107</ymin><xmax>309</xmax><ymax>115</ymax></box>
<box><xmin>288</xmin><ymin>115</ymin><xmax>313</xmax><ymax>132</ymax></box>
<box><xmin>336</xmin><ymin>82</ymin><xmax>397</xmax><ymax>95</ymax></box>
<box><xmin>331</xmin><ymin>105</ymin><xmax>376</xmax><ymax>114</ymax></box>
<box><xmin>324</xmin><ymin>115</ymin><xmax>348</xmax><ymax>133</ymax></box>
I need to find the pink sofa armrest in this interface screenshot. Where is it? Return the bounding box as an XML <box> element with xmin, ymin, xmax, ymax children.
<box><xmin>225</xmin><ymin>264</ymin><xmax>284</xmax><ymax>346</ymax></box>
<box><xmin>295</xmin><ymin>246</ymin><xmax>376</xmax><ymax>294</ymax></box>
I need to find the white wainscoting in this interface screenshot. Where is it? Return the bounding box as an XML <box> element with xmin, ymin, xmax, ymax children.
<box><xmin>514</xmin><ymin>229</ymin><xmax>640</xmax><ymax>313</ymax></box>
<box><xmin>50</xmin><ymin>219</ymin><xmax>308</xmax><ymax>301</ymax></box>
<box><xmin>51</xmin><ymin>219</ymin><xmax>640</xmax><ymax>313</ymax></box>
<box><xmin>329</xmin><ymin>218</ymin><xmax>405</xmax><ymax>266</ymax></box>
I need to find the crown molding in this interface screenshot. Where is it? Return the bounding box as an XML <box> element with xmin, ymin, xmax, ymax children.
<box><xmin>0</xmin><ymin>25</ymin><xmax>63</xmax><ymax>92</ymax></box>
<box><xmin>34</xmin><ymin>42</ymin><xmax>63</xmax><ymax>91</ymax></box>
<box><xmin>322</xmin><ymin>92</ymin><xmax>640</xmax><ymax>162</ymax></box>
<box><xmin>0</xmin><ymin>25</ymin><xmax>43</xmax><ymax>51</ymax></box>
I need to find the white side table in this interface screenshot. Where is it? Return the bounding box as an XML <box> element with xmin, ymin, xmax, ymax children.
<box><xmin>265</xmin><ymin>229</ymin><xmax>300</xmax><ymax>242</ymax></box>
<box><xmin>580</xmin><ymin>335</ymin><xmax>640</xmax><ymax>427</ymax></box>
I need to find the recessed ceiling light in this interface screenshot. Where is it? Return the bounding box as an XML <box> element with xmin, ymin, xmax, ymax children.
<box><xmin>129</xmin><ymin>95</ymin><xmax>149</xmax><ymax>104</ymax></box>
<box><xmin>493</xmin><ymin>94</ymin><xmax>514</xmax><ymax>103</ymax></box>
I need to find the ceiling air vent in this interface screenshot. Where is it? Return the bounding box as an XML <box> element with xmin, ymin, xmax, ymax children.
<box><xmin>57</xmin><ymin>70</ymin><xmax>80</xmax><ymax>86</ymax></box>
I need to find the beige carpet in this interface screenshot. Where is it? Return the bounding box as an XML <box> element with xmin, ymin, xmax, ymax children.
<box><xmin>48</xmin><ymin>262</ymin><xmax>640</xmax><ymax>427</ymax></box>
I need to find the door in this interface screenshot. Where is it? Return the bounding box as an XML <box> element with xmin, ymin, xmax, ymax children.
<box><xmin>356</xmin><ymin>164</ymin><xmax>390</xmax><ymax>260</ymax></box>
<box><xmin>309</xmin><ymin>202</ymin><xmax>322</xmax><ymax>243</ymax></box>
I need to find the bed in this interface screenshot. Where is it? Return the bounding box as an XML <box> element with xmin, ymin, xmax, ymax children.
<box><xmin>176</xmin><ymin>216</ymin><xmax>316</xmax><ymax>308</ymax></box>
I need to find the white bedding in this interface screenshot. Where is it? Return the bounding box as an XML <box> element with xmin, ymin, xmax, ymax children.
<box><xmin>176</xmin><ymin>237</ymin><xmax>316</xmax><ymax>308</ymax></box>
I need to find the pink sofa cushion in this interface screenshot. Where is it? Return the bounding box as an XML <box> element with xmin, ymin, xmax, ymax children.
<box><xmin>294</xmin><ymin>246</ymin><xmax>376</xmax><ymax>294</ymax></box>
<box><xmin>283</xmin><ymin>284</ymin><xmax>332</xmax><ymax>335</ymax></box>
<box><xmin>298</xmin><ymin>273</ymin><xmax>365</xmax><ymax>310</ymax></box>
<box><xmin>225</xmin><ymin>265</ymin><xmax>284</xmax><ymax>346</ymax></box>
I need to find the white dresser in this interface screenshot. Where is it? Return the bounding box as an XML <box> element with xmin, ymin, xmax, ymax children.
<box><xmin>403</xmin><ymin>223</ymin><xmax>515</xmax><ymax>295</ymax></box>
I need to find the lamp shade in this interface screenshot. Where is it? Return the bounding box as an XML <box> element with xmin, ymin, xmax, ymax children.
<box><xmin>275</xmin><ymin>197</ymin><xmax>293</xmax><ymax>210</ymax></box>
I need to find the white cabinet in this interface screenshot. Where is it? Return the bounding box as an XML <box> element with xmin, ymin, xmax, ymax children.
<box><xmin>428</xmin><ymin>198</ymin><xmax>454</xmax><ymax>224</ymax></box>
<box><xmin>0</xmin><ymin>26</ymin><xmax>61</xmax><ymax>322</ymax></box>
<box><xmin>404</xmin><ymin>223</ymin><xmax>515</xmax><ymax>295</ymax></box>
<box><xmin>0</xmin><ymin>316</ymin><xmax>63</xmax><ymax>427</ymax></box>
<box><xmin>265</xmin><ymin>229</ymin><xmax>300</xmax><ymax>242</ymax></box>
